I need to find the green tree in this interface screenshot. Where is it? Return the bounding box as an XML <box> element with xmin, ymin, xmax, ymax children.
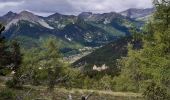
<box><xmin>11</xmin><ymin>40</ymin><xmax>22</xmax><ymax>71</ymax></box>
<box><xmin>8</xmin><ymin>40</ymin><xmax>23</xmax><ymax>88</ymax></box>
<box><xmin>115</xmin><ymin>0</ymin><xmax>170</xmax><ymax>96</ymax></box>
<box><xmin>143</xmin><ymin>82</ymin><xmax>169</xmax><ymax>100</ymax></box>
<box><xmin>45</xmin><ymin>39</ymin><xmax>63</xmax><ymax>91</ymax></box>
<box><xmin>0</xmin><ymin>24</ymin><xmax>11</xmax><ymax>75</ymax></box>
<box><xmin>19</xmin><ymin>38</ymin><xmax>66</xmax><ymax>91</ymax></box>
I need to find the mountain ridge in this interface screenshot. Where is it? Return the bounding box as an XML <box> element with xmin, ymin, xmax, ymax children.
<box><xmin>120</xmin><ymin>8</ymin><xmax>154</xmax><ymax>20</ymax></box>
<box><xmin>0</xmin><ymin>8</ymin><xmax>150</xmax><ymax>54</ymax></box>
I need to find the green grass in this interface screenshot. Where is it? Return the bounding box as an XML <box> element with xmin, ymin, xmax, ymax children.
<box><xmin>0</xmin><ymin>83</ymin><xmax>143</xmax><ymax>100</ymax></box>
<box><xmin>0</xmin><ymin>76</ymin><xmax>143</xmax><ymax>100</ymax></box>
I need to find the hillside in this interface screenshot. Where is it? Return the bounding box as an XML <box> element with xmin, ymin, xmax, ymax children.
<box><xmin>73</xmin><ymin>37</ymin><xmax>132</xmax><ymax>69</ymax></box>
<box><xmin>72</xmin><ymin>36</ymin><xmax>142</xmax><ymax>74</ymax></box>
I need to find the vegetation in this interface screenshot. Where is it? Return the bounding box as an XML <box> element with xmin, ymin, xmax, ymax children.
<box><xmin>0</xmin><ymin>0</ymin><xmax>170</xmax><ymax>99</ymax></box>
<box><xmin>0</xmin><ymin>24</ymin><xmax>10</xmax><ymax>75</ymax></box>
<box><xmin>114</xmin><ymin>0</ymin><xmax>170</xmax><ymax>99</ymax></box>
<box><xmin>0</xmin><ymin>88</ymin><xmax>16</xmax><ymax>100</ymax></box>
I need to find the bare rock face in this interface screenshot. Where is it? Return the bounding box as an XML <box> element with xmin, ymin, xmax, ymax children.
<box><xmin>4</xmin><ymin>11</ymin><xmax>54</xmax><ymax>30</ymax></box>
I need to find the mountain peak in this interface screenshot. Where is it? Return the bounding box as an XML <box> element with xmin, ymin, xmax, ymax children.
<box><xmin>120</xmin><ymin>8</ymin><xmax>154</xmax><ymax>19</ymax></box>
<box><xmin>78</xmin><ymin>12</ymin><xmax>93</xmax><ymax>20</ymax></box>
<box><xmin>4</xmin><ymin>11</ymin><xmax>17</xmax><ymax>17</ymax></box>
<box><xmin>17</xmin><ymin>10</ymin><xmax>41</xmax><ymax>22</ymax></box>
<box><xmin>79</xmin><ymin>12</ymin><xmax>93</xmax><ymax>17</ymax></box>
<box><xmin>53</xmin><ymin>12</ymin><xmax>62</xmax><ymax>16</ymax></box>
<box><xmin>47</xmin><ymin>12</ymin><xmax>63</xmax><ymax>18</ymax></box>
<box><xmin>19</xmin><ymin>10</ymin><xmax>35</xmax><ymax>17</ymax></box>
<box><xmin>0</xmin><ymin>11</ymin><xmax>18</xmax><ymax>24</ymax></box>
<box><xmin>6</xmin><ymin>11</ymin><xmax>15</xmax><ymax>15</ymax></box>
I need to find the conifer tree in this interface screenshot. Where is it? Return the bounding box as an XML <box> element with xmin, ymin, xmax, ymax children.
<box><xmin>45</xmin><ymin>39</ymin><xmax>63</xmax><ymax>91</ymax></box>
<box><xmin>9</xmin><ymin>40</ymin><xmax>23</xmax><ymax>88</ymax></box>
<box><xmin>11</xmin><ymin>40</ymin><xmax>22</xmax><ymax>72</ymax></box>
<box><xmin>116</xmin><ymin>0</ymin><xmax>170</xmax><ymax>98</ymax></box>
<box><xmin>0</xmin><ymin>24</ymin><xmax>11</xmax><ymax>75</ymax></box>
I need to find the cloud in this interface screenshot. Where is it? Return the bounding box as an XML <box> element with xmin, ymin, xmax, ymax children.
<box><xmin>0</xmin><ymin>0</ymin><xmax>153</xmax><ymax>16</ymax></box>
<box><xmin>0</xmin><ymin>0</ymin><xmax>24</xmax><ymax>2</ymax></box>
<box><xmin>0</xmin><ymin>2</ymin><xmax>23</xmax><ymax>9</ymax></box>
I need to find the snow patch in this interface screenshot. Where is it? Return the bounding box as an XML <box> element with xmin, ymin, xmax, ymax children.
<box><xmin>5</xmin><ymin>19</ymin><xmax>19</xmax><ymax>30</ymax></box>
<box><xmin>57</xmin><ymin>24</ymin><xmax>65</xmax><ymax>29</ymax></box>
<box><xmin>38</xmin><ymin>20</ymin><xmax>54</xmax><ymax>29</ymax></box>
<box><xmin>65</xmin><ymin>35</ymin><xmax>72</xmax><ymax>41</ymax></box>
<box><xmin>103</xmin><ymin>19</ymin><xmax>110</xmax><ymax>24</ymax></box>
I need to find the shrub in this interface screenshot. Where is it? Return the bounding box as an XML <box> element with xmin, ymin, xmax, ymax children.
<box><xmin>143</xmin><ymin>82</ymin><xmax>169</xmax><ymax>100</ymax></box>
<box><xmin>6</xmin><ymin>79</ymin><xmax>23</xmax><ymax>89</ymax></box>
<box><xmin>0</xmin><ymin>88</ymin><xmax>16</xmax><ymax>100</ymax></box>
<box><xmin>6</xmin><ymin>80</ymin><xmax>16</xmax><ymax>88</ymax></box>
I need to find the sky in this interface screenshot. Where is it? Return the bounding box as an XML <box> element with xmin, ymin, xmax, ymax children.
<box><xmin>0</xmin><ymin>0</ymin><xmax>153</xmax><ymax>16</ymax></box>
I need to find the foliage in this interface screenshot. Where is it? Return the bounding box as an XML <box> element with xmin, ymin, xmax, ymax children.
<box><xmin>18</xmin><ymin>38</ymin><xmax>68</xmax><ymax>91</ymax></box>
<box><xmin>143</xmin><ymin>82</ymin><xmax>169</xmax><ymax>100</ymax></box>
<box><xmin>0</xmin><ymin>88</ymin><xmax>16</xmax><ymax>100</ymax></box>
<box><xmin>0</xmin><ymin>24</ymin><xmax>11</xmax><ymax>75</ymax></box>
<box><xmin>1</xmin><ymin>0</ymin><xmax>170</xmax><ymax>97</ymax></box>
<box><xmin>114</xmin><ymin>0</ymin><xmax>170</xmax><ymax>98</ymax></box>
<box><xmin>73</xmin><ymin>37</ymin><xmax>133</xmax><ymax>77</ymax></box>
<box><xmin>6</xmin><ymin>40</ymin><xmax>23</xmax><ymax>88</ymax></box>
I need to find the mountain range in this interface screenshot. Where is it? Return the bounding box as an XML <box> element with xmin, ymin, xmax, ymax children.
<box><xmin>120</xmin><ymin>8</ymin><xmax>154</xmax><ymax>20</ymax></box>
<box><xmin>72</xmin><ymin>8</ymin><xmax>154</xmax><ymax>72</ymax></box>
<box><xmin>0</xmin><ymin>8</ymin><xmax>154</xmax><ymax>55</ymax></box>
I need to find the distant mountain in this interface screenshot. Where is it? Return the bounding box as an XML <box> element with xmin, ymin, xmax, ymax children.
<box><xmin>1</xmin><ymin>11</ymin><xmax>54</xmax><ymax>38</ymax></box>
<box><xmin>3</xmin><ymin>11</ymin><xmax>54</xmax><ymax>31</ymax></box>
<box><xmin>0</xmin><ymin>11</ymin><xmax>140</xmax><ymax>46</ymax></box>
<box><xmin>45</xmin><ymin>12</ymin><xmax>77</xmax><ymax>29</ymax></box>
<box><xmin>0</xmin><ymin>11</ymin><xmax>18</xmax><ymax>24</ymax></box>
<box><xmin>78</xmin><ymin>12</ymin><xmax>122</xmax><ymax>22</ymax></box>
<box><xmin>120</xmin><ymin>8</ymin><xmax>154</xmax><ymax>20</ymax></box>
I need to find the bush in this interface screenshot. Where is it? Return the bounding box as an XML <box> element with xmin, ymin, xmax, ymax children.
<box><xmin>6</xmin><ymin>79</ymin><xmax>23</xmax><ymax>89</ymax></box>
<box><xmin>6</xmin><ymin>80</ymin><xmax>16</xmax><ymax>88</ymax></box>
<box><xmin>0</xmin><ymin>88</ymin><xmax>16</xmax><ymax>100</ymax></box>
<box><xmin>143</xmin><ymin>82</ymin><xmax>169</xmax><ymax>100</ymax></box>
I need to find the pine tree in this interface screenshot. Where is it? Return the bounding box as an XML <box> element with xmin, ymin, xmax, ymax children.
<box><xmin>45</xmin><ymin>39</ymin><xmax>63</xmax><ymax>91</ymax></box>
<box><xmin>11</xmin><ymin>40</ymin><xmax>22</xmax><ymax>72</ymax></box>
<box><xmin>116</xmin><ymin>0</ymin><xmax>170</xmax><ymax>98</ymax></box>
<box><xmin>9</xmin><ymin>40</ymin><xmax>23</xmax><ymax>88</ymax></box>
<box><xmin>0</xmin><ymin>24</ymin><xmax>11</xmax><ymax>75</ymax></box>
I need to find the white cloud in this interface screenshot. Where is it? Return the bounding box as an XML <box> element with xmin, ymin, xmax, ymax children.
<box><xmin>0</xmin><ymin>0</ymin><xmax>153</xmax><ymax>16</ymax></box>
<box><xmin>0</xmin><ymin>1</ymin><xmax>24</xmax><ymax>9</ymax></box>
<box><xmin>68</xmin><ymin>0</ymin><xmax>153</xmax><ymax>12</ymax></box>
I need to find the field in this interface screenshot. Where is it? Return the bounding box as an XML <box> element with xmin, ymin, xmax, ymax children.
<box><xmin>0</xmin><ymin>84</ymin><xmax>144</xmax><ymax>100</ymax></box>
<box><xmin>0</xmin><ymin>76</ymin><xmax>144</xmax><ymax>100</ymax></box>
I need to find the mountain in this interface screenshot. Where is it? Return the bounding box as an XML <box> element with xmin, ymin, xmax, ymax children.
<box><xmin>120</xmin><ymin>8</ymin><xmax>154</xmax><ymax>20</ymax></box>
<box><xmin>0</xmin><ymin>11</ymin><xmax>18</xmax><ymax>24</ymax></box>
<box><xmin>0</xmin><ymin>10</ymin><xmax>145</xmax><ymax>55</ymax></box>
<box><xmin>4</xmin><ymin>11</ymin><xmax>54</xmax><ymax>31</ymax></box>
<box><xmin>73</xmin><ymin>37</ymin><xmax>131</xmax><ymax>68</ymax></box>
<box><xmin>72</xmin><ymin>37</ymin><xmax>142</xmax><ymax>75</ymax></box>
<box><xmin>45</xmin><ymin>13</ymin><xmax>77</xmax><ymax>29</ymax></box>
<box><xmin>78</xmin><ymin>12</ymin><xmax>125</xmax><ymax>22</ymax></box>
<box><xmin>1</xmin><ymin>11</ymin><xmax>138</xmax><ymax>43</ymax></box>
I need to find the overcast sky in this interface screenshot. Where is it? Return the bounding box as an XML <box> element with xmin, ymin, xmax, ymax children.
<box><xmin>0</xmin><ymin>0</ymin><xmax>153</xmax><ymax>16</ymax></box>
